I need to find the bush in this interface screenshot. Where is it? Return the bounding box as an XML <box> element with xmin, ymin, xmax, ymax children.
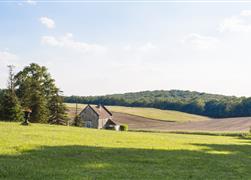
<box><xmin>74</xmin><ymin>115</ymin><xmax>81</xmax><ymax>126</ymax></box>
<box><xmin>120</xmin><ymin>124</ymin><xmax>128</xmax><ymax>131</ymax></box>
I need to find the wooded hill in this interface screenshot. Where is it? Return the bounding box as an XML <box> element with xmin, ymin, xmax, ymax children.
<box><xmin>64</xmin><ymin>90</ymin><xmax>251</xmax><ymax>118</ymax></box>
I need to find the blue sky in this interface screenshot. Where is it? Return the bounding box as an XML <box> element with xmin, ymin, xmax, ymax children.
<box><xmin>1</xmin><ymin>1</ymin><xmax>251</xmax><ymax>96</ymax></box>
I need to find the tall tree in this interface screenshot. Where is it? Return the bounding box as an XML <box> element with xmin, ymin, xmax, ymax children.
<box><xmin>14</xmin><ymin>63</ymin><xmax>66</xmax><ymax>123</ymax></box>
<box><xmin>48</xmin><ymin>88</ymin><xmax>68</xmax><ymax>125</ymax></box>
<box><xmin>0</xmin><ymin>89</ymin><xmax>3</xmax><ymax>117</ymax></box>
<box><xmin>1</xmin><ymin>65</ymin><xmax>24</xmax><ymax>121</ymax></box>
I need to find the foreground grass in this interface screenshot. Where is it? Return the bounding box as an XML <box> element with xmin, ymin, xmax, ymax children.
<box><xmin>1</xmin><ymin>122</ymin><xmax>251</xmax><ymax>179</ymax></box>
<box><xmin>66</xmin><ymin>103</ymin><xmax>209</xmax><ymax>122</ymax></box>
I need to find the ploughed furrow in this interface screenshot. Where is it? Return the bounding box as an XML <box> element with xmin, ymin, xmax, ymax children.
<box><xmin>112</xmin><ymin>112</ymin><xmax>251</xmax><ymax>132</ymax></box>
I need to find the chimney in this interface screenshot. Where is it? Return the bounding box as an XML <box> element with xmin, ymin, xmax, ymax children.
<box><xmin>97</xmin><ymin>104</ymin><xmax>101</xmax><ymax>109</ymax></box>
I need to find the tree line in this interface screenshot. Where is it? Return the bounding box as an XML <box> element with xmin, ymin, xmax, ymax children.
<box><xmin>2</xmin><ymin>63</ymin><xmax>251</xmax><ymax>120</ymax></box>
<box><xmin>0</xmin><ymin>64</ymin><xmax>67</xmax><ymax>124</ymax></box>
<box><xmin>64</xmin><ymin>90</ymin><xmax>251</xmax><ymax>118</ymax></box>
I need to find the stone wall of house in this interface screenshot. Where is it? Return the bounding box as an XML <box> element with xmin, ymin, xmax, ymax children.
<box><xmin>98</xmin><ymin>118</ymin><xmax>109</xmax><ymax>129</ymax></box>
<box><xmin>79</xmin><ymin>106</ymin><xmax>99</xmax><ymax>128</ymax></box>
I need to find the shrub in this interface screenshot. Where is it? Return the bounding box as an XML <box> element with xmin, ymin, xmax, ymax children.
<box><xmin>105</xmin><ymin>125</ymin><xmax>115</xmax><ymax>130</ymax></box>
<box><xmin>74</xmin><ymin>115</ymin><xmax>81</xmax><ymax>126</ymax></box>
<box><xmin>120</xmin><ymin>124</ymin><xmax>128</xmax><ymax>131</ymax></box>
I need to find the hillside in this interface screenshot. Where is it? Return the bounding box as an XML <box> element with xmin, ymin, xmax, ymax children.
<box><xmin>66</xmin><ymin>103</ymin><xmax>251</xmax><ymax>132</ymax></box>
<box><xmin>65</xmin><ymin>103</ymin><xmax>210</xmax><ymax>122</ymax></box>
<box><xmin>112</xmin><ymin>112</ymin><xmax>251</xmax><ymax>132</ymax></box>
<box><xmin>65</xmin><ymin>90</ymin><xmax>238</xmax><ymax>103</ymax></box>
<box><xmin>108</xmin><ymin>106</ymin><xmax>210</xmax><ymax>122</ymax></box>
<box><xmin>64</xmin><ymin>89</ymin><xmax>251</xmax><ymax>118</ymax></box>
<box><xmin>1</xmin><ymin>122</ymin><xmax>251</xmax><ymax>179</ymax></box>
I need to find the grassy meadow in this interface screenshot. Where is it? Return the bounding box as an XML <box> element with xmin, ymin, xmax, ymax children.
<box><xmin>1</xmin><ymin>122</ymin><xmax>251</xmax><ymax>179</ymax></box>
<box><xmin>65</xmin><ymin>103</ymin><xmax>210</xmax><ymax>122</ymax></box>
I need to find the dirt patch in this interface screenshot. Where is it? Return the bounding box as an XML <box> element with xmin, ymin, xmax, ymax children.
<box><xmin>67</xmin><ymin>106</ymin><xmax>251</xmax><ymax>132</ymax></box>
<box><xmin>112</xmin><ymin>112</ymin><xmax>251</xmax><ymax>132</ymax></box>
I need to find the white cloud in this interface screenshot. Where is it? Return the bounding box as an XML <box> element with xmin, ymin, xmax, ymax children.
<box><xmin>25</xmin><ymin>0</ymin><xmax>36</xmax><ymax>5</ymax></box>
<box><xmin>182</xmin><ymin>33</ymin><xmax>219</xmax><ymax>49</ymax></box>
<box><xmin>41</xmin><ymin>36</ymin><xmax>60</xmax><ymax>46</ymax></box>
<box><xmin>240</xmin><ymin>10</ymin><xmax>251</xmax><ymax>17</ymax></box>
<box><xmin>219</xmin><ymin>10</ymin><xmax>251</xmax><ymax>32</ymax></box>
<box><xmin>41</xmin><ymin>33</ymin><xmax>106</xmax><ymax>53</ymax></box>
<box><xmin>139</xmin><ymin>42</ymin><xmax>156</xmax><ymax>52</ymax></box>
<box><xmin>123</xmin><ymin>42</ymin><xmax>156</xmax><ymax>52</ymax></box>
<box><xmin>219</xmin><ymin>16</ymin><xmax>251</xmax><ymax>32</ymax></box>
<box><xmin>123</xmin><ymin>44</ymin><xmax>132</xmax><ymax>51</ymax></box>
<box><xmin>40</xmin><ymin>17</ymin><xmax>55</xmax><ymax>29</ymax></box>
<box><xmin>0</xmin><ymin>51</ymin><xmax>18</xmax><ymax>63</ymax></box>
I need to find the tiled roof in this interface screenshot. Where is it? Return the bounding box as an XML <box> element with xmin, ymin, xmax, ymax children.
<box><xmin>89</xmin><ymin>105</ymin><xmax>112</xmax><ymax>119</ymax></box>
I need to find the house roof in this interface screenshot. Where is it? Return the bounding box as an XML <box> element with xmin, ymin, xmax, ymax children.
<box><xmin>105</xmin><ymin>119</ymin><xmax>117</xmax><ymax>126</ymax></box>
<box><xmin>86</xmin><ymin>104</ymin><xmax>112</xmax><ymax>119</ymax></box>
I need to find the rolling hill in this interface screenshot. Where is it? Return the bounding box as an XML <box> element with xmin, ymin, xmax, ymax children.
<box><xmin>64</xmin><ymin>89</ymin><xmax>249</xmax><ymax>118</ymax></box>
<box><xmin>112</xmin><ymin>112</ymin><xmax>251</xmax><ymax>132</ymax></box>
<box><xmin>65</xmin><ymin>103</ymin><xmax>210</xmax><ymax>122</ymax></box>
<box><xmin>1</xmin><ymin>122</ymin><xmax>251</xmax><ymax>179</ymax></box>
<box><xmin>107</xmin><ymin>106</ymin><xmax>210</xmax><ymax>122</ymax></box>
<box><xmin>66</xmin><ymin>103</ymin><xmax>251</xmax><ymax>132</ymax></box>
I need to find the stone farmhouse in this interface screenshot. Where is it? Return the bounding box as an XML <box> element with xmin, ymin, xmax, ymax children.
<box><xmin>79</xmin><ymin>104</ymin><xmax>119</xmax><ymax>130</ymax></box>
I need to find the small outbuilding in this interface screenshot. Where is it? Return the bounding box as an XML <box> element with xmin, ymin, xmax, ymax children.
<box><xmin>78</xmin><ymin>104</ymin><xmax>120</xmax><ymax>130</ymax></box>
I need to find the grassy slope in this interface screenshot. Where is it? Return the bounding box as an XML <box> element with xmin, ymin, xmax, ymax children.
<box><xmin>65</xmin><ymin>103</ymin><xmax>210</xmax><ymax>122</ymax></box>
<box><xmin>1</xmin><ymin>122</ymin><xmax>251</xmax><ymax>179</ymax></box>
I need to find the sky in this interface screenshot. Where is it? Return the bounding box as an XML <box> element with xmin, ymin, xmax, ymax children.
<box><xmin>1</xmin><ymin>1</ymin><xmax>251</xmax><ymax>96</ymax></box>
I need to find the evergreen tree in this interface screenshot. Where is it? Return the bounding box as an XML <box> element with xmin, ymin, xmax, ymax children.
<box><xmin>48</xmin><ymin>88</ymin><xmax>68</xmax><ymax>125</ymax></box>
<box><xmin>74</xmin><ymin>115</ymin><xmax>81</xmax><ymax>126</ymax></box>
<box><xmin>0</xmin><ymin>89</ymin><xmax>4</xmax><ymax>118</ymax></box>
<box><xmin>1</xmin><ymin>90</ymin><xmax>24</xmax><ymax>121</ymax></box>
<box><xmin>14</xmin><ymin>63</ymin><xmax>66</xmax><ymax>123</ymax></box>
<box><xmin>29</xmin><ymin>92</ymin><xmax>49</xmax><ymax>123</ymax></box>
<box><xmin>1</xmin><ymin>65</ymin><xmax>24</xmax><ymax>121</ymax></box>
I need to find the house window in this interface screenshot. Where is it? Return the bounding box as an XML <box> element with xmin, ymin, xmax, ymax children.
<box><xmin>86</xmin><ymin>121</ymin><xmax>92</xmax><ymax>128</ymax></box>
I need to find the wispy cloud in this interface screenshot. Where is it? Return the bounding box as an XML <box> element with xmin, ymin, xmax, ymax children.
<box><xmin>139</xmin><ymin>42</ymin><xmax>156</xmax><ymax>52</ymax></box>
<box><xmin>41</xmin><ymin>33</ymin><xmax>106</xmax><ymax>53</ymax></box>
<box><xmin>0</xmin><ymin>51</ymin><xmax>18</xmax><ymax>63</ymax></box>
<box><xmin>25</xmin><ymin>0</ymin><xmax>37</xmax><ymax>5</ymax></box>
<box><xmin>240</xmin><ymin>10</ymin><xmax>251</xmax><ymax>17</ymax></box>
<box><xmin>40</xmin><ymin>17</ymin><xmax>55</xmax><ymax>29</ymax></box>
<box><xmin>219</xmin><ymin>10</ymin><xmax>251</xmax><ymax>32</ymax></box>
<box><xmin>123</xmin><ymin>42</ymin><xmax>156</xmax><ymax>52</ymax></box>
<box><xmin>182</xmin><ymin>33</ymin><xmax>219</xmax><ymax>49</ymax></box>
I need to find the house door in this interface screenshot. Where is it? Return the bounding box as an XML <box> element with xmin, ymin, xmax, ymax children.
<box><xmin>86</xmin><ymin>121</ymin><xmax>92</xmax><ymax>128</ymax></box>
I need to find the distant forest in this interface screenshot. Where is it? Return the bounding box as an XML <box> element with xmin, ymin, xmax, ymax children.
<box><xmin>64</xmin><ymin>90</ymin><xmax>251</xmax><ymax>118</ymax></box>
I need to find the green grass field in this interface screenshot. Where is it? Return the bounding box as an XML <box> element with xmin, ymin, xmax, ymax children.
<box><xmin>65</xmin><ymin>103</ymin><xmax>210</xmax><ymax>122</ymax></box>
<box><xmin>1</xmin><ymin>122</ymin><xmax>251</xmax><ymax>179</ymax></box>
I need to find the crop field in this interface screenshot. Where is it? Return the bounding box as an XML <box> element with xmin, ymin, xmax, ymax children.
<box><xmin>65</xmin><ymin>103</ymin><xmax>251</xmax><ymax>132</ymax></box>
<box><xmin>65</xmin><ymin>103</ymin><xmax>210</xmax><ymax>122</ymax></box>
<box><xmin>112</xmin><ymin>112</ymin><xmax>251</xmax><ymax>132</ymax></box>
<box><xmin>0</xmin><ymin>122</ymin><xmax>251</xmax><ymax>179</ymax></box>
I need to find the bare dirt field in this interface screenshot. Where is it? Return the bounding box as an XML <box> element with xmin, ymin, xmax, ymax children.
<box><xmin>112</xmin><ymin>112</ymin><xmax>251</xmax><ymax>132</ymax></box>
<box><xmin>66</xmin><ymin>105</ymin><xmax>251</xmax><ymax>132</ymax></box>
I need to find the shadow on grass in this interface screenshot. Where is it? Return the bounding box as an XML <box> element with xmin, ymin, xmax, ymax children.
<box><xmin>131</xmin><ymin>130</ymin><xmax>250</xmax><ymax>137</ymax></box>
<box><xmin>1</xmin><ymin>143</ymin><xmax>251</xmax><ymax>179</ymax></box>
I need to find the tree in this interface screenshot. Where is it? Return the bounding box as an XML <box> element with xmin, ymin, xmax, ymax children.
<box><xmin>0</xmin><ymin>65</ymin><xmax>24</xmax><ymax>121</ymax></box>
<box><xmin>235</xmin><ymin>98</ymin><xmax>251</xmax><ymax>117</ymax></box>
<box><xmin>14</xmin><ymin>63</ymin><xmax>66</xmax><ymax>123</ymax></box>
<box><xmin>1</xmin><ymin>90</ymin><xmax>24</xmax><ymax>121</ymax></box>
<box><xmin>0</xmin><ymin>89</ymin><xmax>4</xmax><ymax>118</ymax></box>
<box><xmin>48</xmin><ymin>88</ymin><xmax>68</xmax><ymax>125</ymax></box>
<box><xmin>74</xmin><ymin>115</ymin><xmax>81</xmax><ymax>126</ymax></box>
